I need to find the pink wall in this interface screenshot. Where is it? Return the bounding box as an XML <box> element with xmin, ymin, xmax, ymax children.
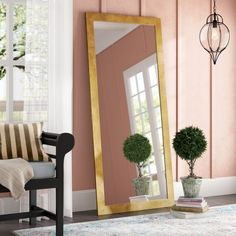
<box><xmin>178</xmin><ymin>0</ymin><xmax>211</xmax><ymax>178</ymax></box>
<box><xmin>96</xmin><ymin>25</ymin><xmax>156</xmax><ymax>204</ymax></box>
<box><xmin>73</xmin><ymin>0</ymin><xmax>236</xmax><ymax>192</ymax></box>
<box><xmin>212</xmin><ymin>0</ymin><xmax>236</xmax><ymax>177</ymax></box>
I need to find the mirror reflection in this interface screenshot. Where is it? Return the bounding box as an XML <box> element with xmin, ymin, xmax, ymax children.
<box><xmin>94</xmin><ymin>21</ymin><xmax>167</xmax><ymax>206</ymax></box>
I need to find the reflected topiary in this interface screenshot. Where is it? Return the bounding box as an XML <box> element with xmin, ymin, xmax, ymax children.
<box><xmin>123</xmin><ymin>133</ymin><xmax>151</xmax><ymax>177</ymax></box>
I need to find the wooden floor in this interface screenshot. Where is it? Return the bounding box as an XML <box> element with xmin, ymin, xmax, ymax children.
<box><xmin>0</xmin><ymin>194</ymin><xmax>235</xmax><ymax>236</ymax></box>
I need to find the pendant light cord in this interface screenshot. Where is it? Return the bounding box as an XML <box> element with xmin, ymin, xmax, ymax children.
<box><xmin>213</xmin><ymin>0</ymin><xmax>216</xmax><ymax>13</ymax></box>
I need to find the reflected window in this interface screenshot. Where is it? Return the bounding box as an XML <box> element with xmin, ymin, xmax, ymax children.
<box><xmin>124</xmin><ymin>54</ymin><xmax>165</xmax><ymax>196</ymax></box>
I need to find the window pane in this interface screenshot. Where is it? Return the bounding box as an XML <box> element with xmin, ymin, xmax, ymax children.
<box><xmin>13</xmin><ymin>4</ymin><xmax>26</xmax><ymax>61</ymax></box>
<box><xmin>0</xmin><ymin>3</ymin><xmax>6</xmax><ymax>60</ymax></box>
<box><xmin>149</xmin><ymin>155</ymin><xmax>157</xmax><ymax>174</ymax></box>
<box><xmin>154</xmin><ymin>107</ymin><xmax>162</xmax><ymax>129</ymax></box>
<box><xmin>157</xmin><ymin>127</ymin><xmax>163</xmax><ymax>146</ymax></box>
<box><xmin>137</xmin><ymin>72</ymin><xmax>144</xmax><ymax>92</ymax></box>
<box><xmin>24</xmin><ymin>1</ymin><xmax>49</xmax><ymax>63</ymax></box>
<box><xmin>13</xmin><ymin>66</ymin><xmax>25</xmax><ymax>121</ymax></box>
<box><xmin>151</xmin><ymin>85</ymin><xmax>160</xmax><ymax>107</ymax></box>
<box><xmin>129</xmin><ymin>76</ymin><xmax>137</xmax><ymax>96</ymax></box>
<box><xmin>149</xmin><ymin>65</ymin><xmax>157</xmax><ymax>86</ymax></box>
<box><xmin>142</xmin><ymin>112</ymin><xmax>150</xmax><ymax>133</ymax></box>
<box><xmin>145</xmin><ymin>132</ymin><xmax>153</xmax><ymax>148</ymax></box>
<box><xmin>134</xmin><ymin>115</ymin><xmax>142</xmax><ymax>133</ymax></box>
<box><xmin>0</xmin><ymin>66</ymin><xmax>6</xmax><ymax>121</ymax></box>
<box><xmin>139</xmin><ymin>92</ymin><xmax>147</xmax><ymax>112</ymax></box>
<box><xmin>132</xmin><ymin>95</ymin><xmax>140</xmax><ymax>115</ymax></box>
<box><xmin>23</xmin><ymin>64</ymin><xmax>48</xmax><ymax>121</ymax></box>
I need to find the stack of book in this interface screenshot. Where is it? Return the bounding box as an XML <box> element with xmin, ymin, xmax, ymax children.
<box><xmin>171</xmin><ymin>196</ymin><xmax>209</xmax><ymax>219</ymax></box>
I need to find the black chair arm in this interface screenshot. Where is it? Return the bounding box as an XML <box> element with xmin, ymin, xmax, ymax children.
<box><xmin>41</xmin><ymin>132</ymin><xmax>75</xmax><ymax>179</ymax></box>
<box><xmin>41</xmin><ymin>132</ymin><xmax>75</xmax><ymax>158</ymax></box>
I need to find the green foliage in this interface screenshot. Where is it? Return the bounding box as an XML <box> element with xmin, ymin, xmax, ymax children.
<box><xmin>173</xmin><ymin>126</ymin><xmax>207</xmax><ymax>177</ymax></box>
<box><xmin>123</xmin><ymin>134</ymin><xmax>151</xmax><ymax>177</ymax></box>
<box><xmin>123</xmin><ymin>134</ymin><xmax>151</xmax><ymax>164</ymax></box>
<box><xmin>0</xmin><ymin>3</ymin><xmax>6</xmax><ymax>65</ymax></box>
<box><xmin>0</xmin><ymin>66</ymin><xmax>6</xmax><ymax>79</ymax></box>
<box><xmin>0</xmin><ymin>4</ymin><xmax>26</xmax><ymax>80</ymax></box>
<box><xmin>13</xmin><ymin>4</ymin><xmax>26</xmax><ymax>61</ymax></box>
<box><xmin>0</xmin><ymin>4</ymin><xmax>6</xmax><ymax>21</ymax></box>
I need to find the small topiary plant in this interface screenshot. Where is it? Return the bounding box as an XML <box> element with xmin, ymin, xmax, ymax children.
<box><xmin>173</xmin><ymin>126</ymin><xmax>207</xmax><ymax>178</ymax></box>
<box><xmin>123</xmin><ymin>133</ymin><xmax>151</xmax><ymax>178</ymax></box>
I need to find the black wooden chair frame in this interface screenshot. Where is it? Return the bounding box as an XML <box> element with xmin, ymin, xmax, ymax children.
<box><xmin>0</xmin><ymin>132</ymin><xmax>75</xmax><ymax>236</ymax></box>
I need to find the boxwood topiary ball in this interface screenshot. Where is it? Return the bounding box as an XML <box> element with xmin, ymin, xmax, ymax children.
<box><xmin>123</xmin><ymin>133</ymin><xmax>151</xmax><ymax>164</ymax></box>
<box><xmin>173</xmin><ymin>126</ymin><xmax>207</xmax><ymax>161</ymax></box>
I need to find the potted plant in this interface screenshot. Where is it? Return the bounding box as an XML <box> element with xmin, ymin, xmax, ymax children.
<box><xmin>123</xmin><ymin>133</ymin><xmax>152</xmax><ymax>196</ymax></box>
<box><xmin>173</xmin><ymin>126</ymin><xmax>207</xmax><ymax>198</ymax></box>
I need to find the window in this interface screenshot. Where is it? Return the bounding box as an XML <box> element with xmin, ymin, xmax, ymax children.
<box><xmin>0</xmin><ymin>0</ymin><xmax>49</xmax><ymax>122</ymax></box>
<box><xmin>124</xmin><ymin>54</ymin><xmax>166</xmax><ymax>197</ymax></box>
<box><xmin>0</xmin><ymin>0</ymin><xmax>73</xmax><ymax>217</ymax></box>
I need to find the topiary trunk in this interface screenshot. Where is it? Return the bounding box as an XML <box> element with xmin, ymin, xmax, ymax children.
<box><xmin>188</xmin><ymin>159</ymin><xmax>196</xmax><ymax>178</ymax></box>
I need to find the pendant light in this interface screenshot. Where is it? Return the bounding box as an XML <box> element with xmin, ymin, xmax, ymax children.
<box><xmin>199</xmin><ymin>0</ymin><xmax>230</xmax><ymax>64</ymax></box>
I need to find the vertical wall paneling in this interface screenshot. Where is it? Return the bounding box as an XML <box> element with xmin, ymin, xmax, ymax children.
<box><xmin>73</xmin><ymin>0</ymin><xmax>236</xmax><ymax>192</ymax></box>
<box><xmin>105</xmin><ymin>0</ymin><xmax>140</xmax><ymax>16</ymax></box>
<box><xmin>73</xmin><ymin>0</ymin><xmax>100</xmax><ymax>191</ymax></box>
<box><xmin>175</xmin><ymin>0</ymin><xmax>179</xmax><ymax>181</ymax></box>
<box><xmin>212</xmin><ymin>0</ymin><xmax>236</xmax><ymax>177</ymax></box>
<box><xmin>140</xmin><ymin>0</ymin><xmax>146</xmax><ymax>16</ymax></box>
<box><xmin>210</xmin><ymin>55</ymin><xmax>213</xmax><ymax>178</ymax></box>
<box><xmin>100</xmin><ymin>0</ymin><xmax>107</xmax><ymax>13</ymax></box>
<box><xmin>209</xmin><ymin>0</ymin><xmax>213</xmax><ymax>179</ymax></box>
<box><xmin>178</xmin><ymin>0</ymin><xmax>211</xmax><ymax>178</ymax></box>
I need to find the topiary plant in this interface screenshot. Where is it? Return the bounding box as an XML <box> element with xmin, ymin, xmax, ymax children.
<box><xmin>173</xmin><ymin>126</ymin><xmax>207</xmax><ymax>178</ymax></box>
<box><xmin>123</xmin><ymin>133</ymin><xmax>151</xmax><ymax>178</ymax></box>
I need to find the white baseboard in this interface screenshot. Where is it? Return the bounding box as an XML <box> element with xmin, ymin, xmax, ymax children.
<box><xmin>0</xmin><ymin>197</ymin><xmax>20</xmax><ymax>215</ymax></box>
<box><xmin>0</xmin><ymin>190</ymin><xmax>97</xmax><ymax>214</ymax></box>
<box><xmin>174</xmin><ymin>176</ymin><xmax>236</xmax><ymax>199</ymax></box>
<box><xmin>73</xmin><ymin>176</ymin><xmax>236</xmax><ymax>212</ymax></box>
<box><xmin>1</xmin><ymin>177</ymin><xmax>236</xmax><ymax>214</ymax></box>
<box><xmin>72</xmin><ymin>189</ymin><xmax>97</xmax><ymax>212</ymax></box>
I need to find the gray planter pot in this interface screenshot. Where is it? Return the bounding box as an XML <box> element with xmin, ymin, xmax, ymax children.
<box><xmin>132</xmin><ymin>176</ymin><xmax>151</xmax><ymax>196</ymax></box>
<box><xmin>180</xmin><ymin>177</ymin><xmax>202</xmax><ymax>198</ymax></box>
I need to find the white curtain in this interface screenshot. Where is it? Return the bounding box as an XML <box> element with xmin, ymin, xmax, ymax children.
<box><xmin>20</xmin><ymin>0</ymin><xmax>50</xmax><ymax>221</ymax></box>
<box><xmin>48</xmin><ymin>0</ymin><xmax>73</xmax><ymax>218</ymax></box>
<box><xmin>23</xmin><ymin>0</ymin><xmax>49</xmax><ymax>123</ymax></box>
<box><xmin>20</xmin><ymin>0</ymin><xmax>73</xmax><ymax>218</ymax></box>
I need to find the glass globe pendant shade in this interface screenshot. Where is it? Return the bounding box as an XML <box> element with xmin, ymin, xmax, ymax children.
<box><xmin>199</xmin><ymin>13</ymin><xmax>230</xmax><ymax>64</ymax></box>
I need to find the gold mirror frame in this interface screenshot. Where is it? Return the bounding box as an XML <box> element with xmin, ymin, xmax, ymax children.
<box><xmin>86</xmin><ymin>12</ymin><xmax>174</xmax><ymax>215</ymax></box>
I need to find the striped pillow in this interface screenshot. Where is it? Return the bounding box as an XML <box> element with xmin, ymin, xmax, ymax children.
<box><xmin>0</xmin><ymin>122</ymin><xmax>50</xmax><ymax>162</ymax></box>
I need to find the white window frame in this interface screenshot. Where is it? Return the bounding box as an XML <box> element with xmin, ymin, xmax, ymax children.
<box><xmin>123</xmin><ymin>54</ymin><xmax>167</xmax><ymax>198</ymax></box>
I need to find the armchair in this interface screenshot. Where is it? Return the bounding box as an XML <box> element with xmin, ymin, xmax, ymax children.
<box><xmin>0</xmin><ymin>131</ymin><xmax>75</xmax><ymax>236</ymax></box>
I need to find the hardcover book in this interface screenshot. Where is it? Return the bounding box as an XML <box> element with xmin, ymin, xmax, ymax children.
<box><xmin>176</xmin><ymin>200</ymin><xmax>207</xmax><ymax>208</ymax></box>
<box><xmin>178</xmin><ymin>196</ymin><xmax>204</xmax><ymax>202</ymax></box>
<box><xmin>172</xmin><ymin>204</ymin><xmax>209</xmax><ymax>213</ymax></box>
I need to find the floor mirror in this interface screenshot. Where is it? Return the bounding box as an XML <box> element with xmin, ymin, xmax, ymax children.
<box><xmin>86</xmin><ymin>12</ymin><xmax>174</xmax><ymax>215</ymax></box>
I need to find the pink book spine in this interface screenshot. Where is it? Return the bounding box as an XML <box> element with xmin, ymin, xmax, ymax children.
<box><xmin>176</xmin><ymin>201</ymin><xmax>203</xmax><ymax>205</ymax></box>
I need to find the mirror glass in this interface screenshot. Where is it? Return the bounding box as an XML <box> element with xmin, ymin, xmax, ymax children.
<box><xmin>86</xmin><ymin>13</ymin><xmax>173</xmax><ymax>215</ymax></box>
